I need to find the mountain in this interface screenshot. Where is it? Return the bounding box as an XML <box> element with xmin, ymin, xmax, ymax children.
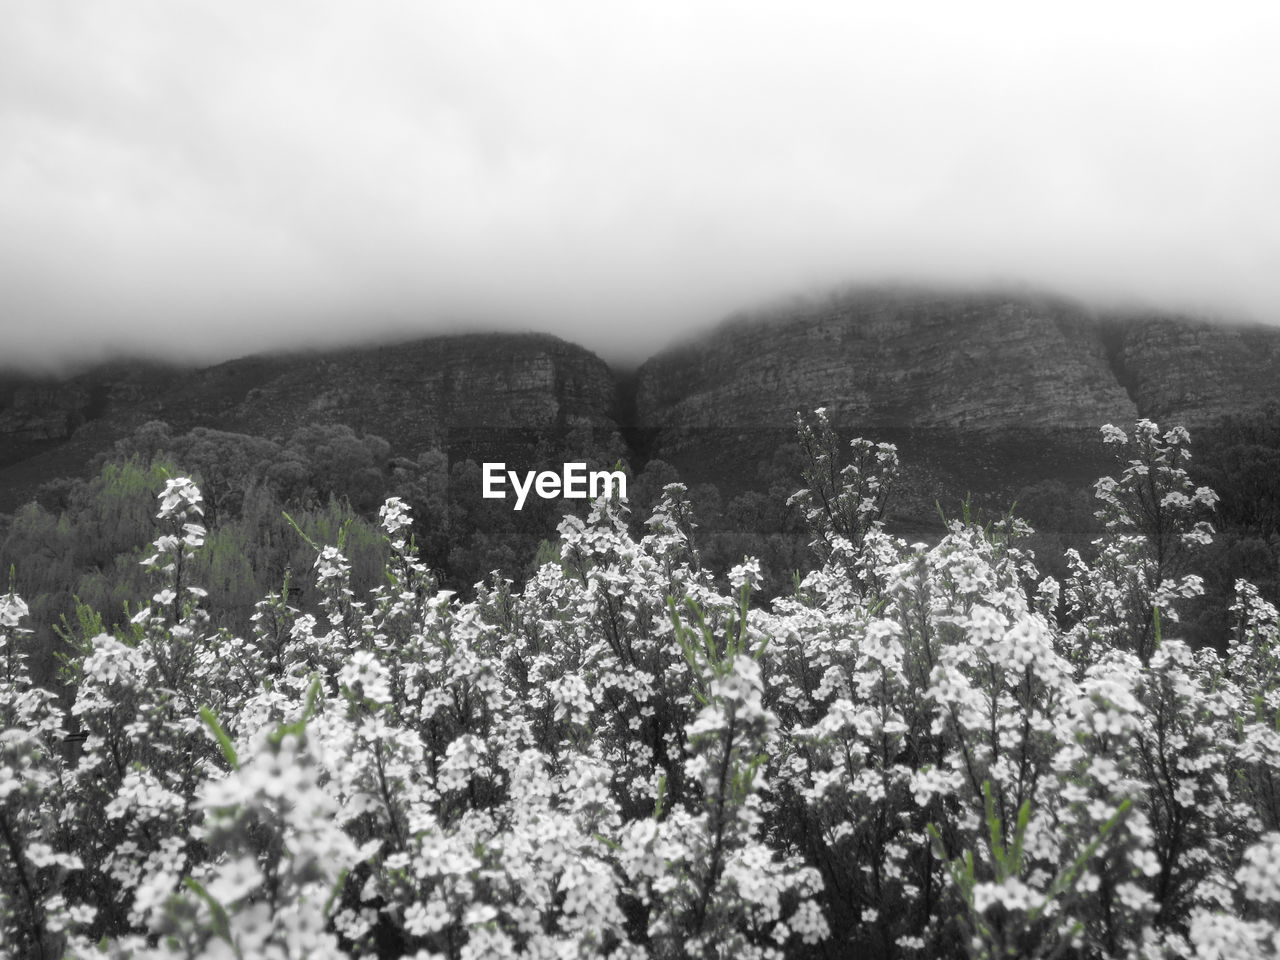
<box><xmin>631</xmin><ymin>288</ymin><xmax>1280</xmax><ymax>525</ymax></box>
<box><xmin>4</xmin><ymin>287</ymin><xmax>1280</xmax><ymax>659</ymax></box>
<box><xmin>0</xmin><ymin>333</ymin><xmax>619</xmax><ymax>512</ymax></box>
<box><xmin>1108</xmin><ymin>311</ymin><xmax>1280</xmax><ymax>425</ymax></box>
<box><xmin>637</xmin><ymin>290</ymin><xmax>1136</xmax><ymax>434</ymax></box>
<box><xmin>3</xmin><ymin>288</ymin><xmax>1278</xmax><ymax>524</ymax></box>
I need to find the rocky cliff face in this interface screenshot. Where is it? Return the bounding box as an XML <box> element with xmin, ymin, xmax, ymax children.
<box><xmin>629</xmin><ymin>288</ymin><xmax>1280</xmax><ymax>512</ymax></box>
<box><xmin>0</xmin><ymin>381</ymin><xmax>97</xmax><ymax>443</ymax></box>
<box><xmin>635</xmin><ymin>289</ymin><xmax>1279</xmax><ymax>435</ymax></box>
<box><xmin>0</xmin><ymin>333</ymin><xmax>619</xmax><ymax>510</ymax></box>
<box><xmin>2</xmin><ymin>362</ymin><xmax>196</xmax><ymax>433</ymax></box>
<box><xmin>637</xmin><ymin>288</ymin><xmax>1141</xmax><ymax>435</ymax></box>
<box><xmin>152</xmin><ymin>334</ymin><xmax>620</xmax><ymax>450</ymax></box>
<box><xmin>3</xmin><ymin>290</ymin><xmax>1278</xmax><ymax>515</ymax></box>
<box><xmin>1110</xmin><ymin>314</ymin><xmax>1280</xmax><ymax>426</ymax></box>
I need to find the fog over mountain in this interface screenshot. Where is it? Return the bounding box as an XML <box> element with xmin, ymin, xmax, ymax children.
<box><xmin>2</xmin><ymin>2</ymin><xmax>1278</xmax><ymax>369</ymax></box>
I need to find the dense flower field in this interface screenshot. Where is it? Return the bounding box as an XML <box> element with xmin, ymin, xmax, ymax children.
<box><xmin>3</xmin><ymin>414</ymin><xmax>1280</xmax><ymax>959</ymax></box>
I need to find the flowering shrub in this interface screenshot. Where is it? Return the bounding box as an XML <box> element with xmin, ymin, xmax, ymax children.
<box><xmin>2</xmin><ymin>418</ymin><xmax>1280</xmax><ymax>958</ymax></box>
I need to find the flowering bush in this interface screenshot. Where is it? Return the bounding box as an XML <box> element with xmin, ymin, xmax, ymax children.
<box><xmin>2</xmin><ymin>418</ymin><xmax>1280</xmax><ymax>959</ymax></box>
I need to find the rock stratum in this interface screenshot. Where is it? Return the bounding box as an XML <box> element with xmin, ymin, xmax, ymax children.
<box><xmin>2</xmin><ymin>288</ymin><xmax>1278</xmax><ymax>515</ymax></box>
<box><xmin>630</xmin><ymin>289</ymin><xmax>1280</xmax><ymax>506</ymax></box>
<box><xmin>637</xmin><ymin>291</ymin><xmax>1138</xmax><ymax>433</ymax></box>
<box><xmin>0</xmin><ymin>334</ymin><xmax>619</xmax><ymax>511</ymax></box>
<box><xmin>635</xmin><ymin>289</ymin><xmax>1280</xmax><ymax>434</ymax></box>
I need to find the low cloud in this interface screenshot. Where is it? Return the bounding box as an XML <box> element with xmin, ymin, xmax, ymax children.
<box><xmin>2</xmin><ymin>1</ymin><xmax>1278</xmax><ymax>369</ymax></box>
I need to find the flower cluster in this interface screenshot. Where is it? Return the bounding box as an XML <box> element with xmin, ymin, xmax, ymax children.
<box><xmin>1</xmin><ymin>419</ymin><xmax>1279</xmax><ymax>959</ymax></box>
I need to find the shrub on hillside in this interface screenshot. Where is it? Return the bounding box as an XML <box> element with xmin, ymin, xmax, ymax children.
<box><xmin>2</xmin><ymin>419</ymin><xmax>1279</xmax><ymax>959</ymax></box>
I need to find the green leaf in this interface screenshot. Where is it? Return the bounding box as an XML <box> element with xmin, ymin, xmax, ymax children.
<box><xmin>323</xmin><ymin>868</ymin><xmax>350</xmax><ymax>917</ymax></box>
<box><xmin>593</xmin><ymin>832</ymin><xmax>622</xmax><ymax>851</ymax></box>
<box><xmin>281</xmin><ymin>511</ymin><xmax>320</xmax><ymax>552</ymax></box>
<box><xmin>653</xmin><ymin>774</ymin><xmax>668</xmax><ymax>820</ymax></box>
<box><xmin>199</xmin><ymin>706</ymin><xmax>239</xmax><ymax>770</ymax></box>
<box><xmin>182</xmin><ymin>877</ymin><xmax>235</xmax><ymax>951</ymax></box>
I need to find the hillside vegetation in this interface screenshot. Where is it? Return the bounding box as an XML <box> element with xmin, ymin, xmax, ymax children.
<box><xmin>4</xmin><ymin>415</ymin><xmax>1280</xmax><ymax>958</ymax></box>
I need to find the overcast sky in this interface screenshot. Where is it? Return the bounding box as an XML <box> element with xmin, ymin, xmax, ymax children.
<box><xmin>2</xmin><ymin>2</ymin><xmax>1278</xmax><ymax>369</ymax></box>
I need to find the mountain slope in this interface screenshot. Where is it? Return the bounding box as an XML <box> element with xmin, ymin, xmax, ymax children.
<box><xmin>0</xmin><ymin>333</ymin><xmax>619</xmax><ymax>511</ymax></box>
<box><xmin>637</xmin><ymin>289</ymin><xmax>1138</xmax><ymax>433</ymax></box>
<box><xmin>3</xmin><ymin>288</ymin><xmax>1278</xmax><ymax>521</ymax></box>
<box><xmin>631</xmin><ymin>288</ymin><xmax>1280</xmax><ymax>526</ymax></box>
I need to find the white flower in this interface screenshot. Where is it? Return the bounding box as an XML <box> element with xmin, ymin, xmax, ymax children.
<box><xmin>205</xmin><ymin>856</ymin><xmax>263</xmax><ymax>905</ymax></box>
<box><xmin>380</xmin><ymin>497</ymin><xmax>414</xmax><ymax>536</ymax></box>
<box><xmin>0</xmin><ymin>592</ymin><xmax>28</xmax><ymax>627</ymax></box>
